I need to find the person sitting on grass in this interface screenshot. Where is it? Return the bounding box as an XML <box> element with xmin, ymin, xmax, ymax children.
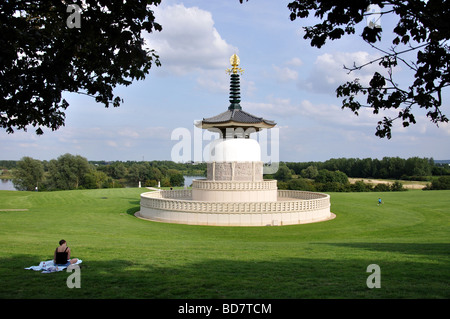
<box><xmin>54</xmin><ymin>239</ymin><xmax>78</xmax><ymax>265</ymax></box>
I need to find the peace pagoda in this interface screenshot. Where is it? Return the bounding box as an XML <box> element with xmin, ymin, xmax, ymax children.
<box><xmin>138</xmin><ymin>55</ymin><xmax>333</xmax><ymax>226</ymax></box>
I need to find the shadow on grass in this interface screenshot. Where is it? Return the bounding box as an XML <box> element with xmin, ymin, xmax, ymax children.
<box><xmin>126</xmin><ymin>201</ymin><xmax>140</xmax><ymax>217</ymax></box>
<box><xmin>320</xmin><ymin>242</ymin><xmax>450</xmax><ymax>258</ymax></box>
<box><xmin>2</xmin><ymin>243</ymin><xmax>449</xmax><ymax>299</ymax></box>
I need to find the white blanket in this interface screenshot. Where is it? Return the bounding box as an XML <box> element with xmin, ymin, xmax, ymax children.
<box><xmin>25</xmin><ymin>259</ymin><xmax>82</xmax><ymax>273</ymax></box>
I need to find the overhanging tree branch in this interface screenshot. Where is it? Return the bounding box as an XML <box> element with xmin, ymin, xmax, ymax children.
<box><xmin>278</xmin><ymin>0</ymin><xmax>450</xmax><ymax>138</ymax></box>
<box><xmin>0</xmin><ymin>0</ymin><xmax>162</xmax><ymax>135</ymax></box>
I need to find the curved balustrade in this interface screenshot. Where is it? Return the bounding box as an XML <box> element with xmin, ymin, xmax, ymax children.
<box><xmin>140</xmin><ymin>190</ymin><xmax>330</xmax><ymax>214</ymax></box>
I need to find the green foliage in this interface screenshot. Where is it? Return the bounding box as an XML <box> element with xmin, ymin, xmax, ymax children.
<box><xmin>275</xmin><ymin>0</ymin><xmax>450</xmax><ymax>138</ymax></box>
<box><xmin>12</xmin><ymin>157</ymin><xmax>44</xmax><ymax>191</ymax></box>
<box><xmin>45</xmin><ymin>153</ymin><xmax>91</xmax><ymax>190</ymax></box>
<box><xmin>161</xmin><ymin>177</ymin><xmax>171</xmax><ymax>187</ymax></box>
<box><xmin>286</xmin><ymin>157</ymin><xmax>442</xmax><ymax>180</ymax></box>
<box><xmin>373</xmin><ymin>183</ymin><xmax>391</xmax><ymax>192</ymax></box>
<box><xmin>31</xmin><ymin>155</ymin><xmax>203</xmax><ymax>190</ymax></box>
<box><xmin>390</xmin><ymin>180</ymin><xmax>406</xmax><ymax>192</ymax></box>
<box><xmin>351</xmin><ymin>180</ymin><xmax>373</xmax><ymax>192</ymax></box>
<box><xmin>0</xmin><ymin>160</ymin><xmax>17</xmax><ymax>169</ymax></box>
<box><xmin>144</xmin><ymin>179</ymin><xmax>158</xmax><ymax>187</ymax></box>
<box><xmin>315</xmin><ymin>169</ymin><xmax>349</xmax><ymax>185</ymax></box>
<box><xmin>5</xmin><ymin>155</ymin><xmax>446</xmax><ymax>192</ymax></box>
<box><xmin>126</xmin><ymin>162</ymin><xmax>153</xmax><ymax>185</ymax></box>
<box><xmin>273</xmin><ymin>163</ymin><xmax>293</xmax><ymax>181</ymax></box>
<box><xmin>83</xmin><ymin>170</ymin><xmax>111</xmax><ymax>189</ymax></box>
<box><xmin>277</xmin><ymin>181</ymin><xmax>289</xmax><ymax>190</ymax></box>
<box><xmin>300</xmin><ymin>165</ymin><xmax>318</xmax><ymax>179</ymax></box>
<box><xmin>426</xmin><ymin>176</ymin><xmax>450</xmax><ymax>190</ymax></box>
<box><xmin>168</xmin><ymin>170</ymin><xmax>185</xmax><ymax>187</ymax></box>
<box><xmin>316</xmin><ymin>181</ymin><xmax>349</xmax><ymax>192</ymax></box>
<box><xmin>280</xmin><ymin>173</ymin><xmax>406</xmax><ymax>193</ymax></box>
<box><xmin>1</xmin><ymin>0</ymin><xmax>162</xmax><ymax>135</ymax></box>
<box><xmin>125</xmin><ymin>163</ymin><xmax>187</xmax><ymax>188</ymax></box>
<box><xmin>287</xmin><ymin>178</ymin><xmax>316</xmax><ymax>191</ymax></box>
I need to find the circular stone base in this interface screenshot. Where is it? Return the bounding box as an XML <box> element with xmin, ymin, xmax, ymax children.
<box><xmin>135</xmin><ymin>211</ymin><xmax>336</xmax><ymax>226</ymax></box>
<box><xmin>139</xmin><ymin>189</ymin><xmax>334</xmax><ymax>227</ymax></box>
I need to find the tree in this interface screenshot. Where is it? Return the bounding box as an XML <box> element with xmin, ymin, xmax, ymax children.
<box><xmin>107</xmin><ymin>162</ymin><xmax>128</xmax><ymax>180</ymax></box>
<box><xmin>12</xmin><ymin>157</ymin><xmax>44</xmax><ymax>191</ymax></box>
<box><xmin>390</xmin><ymin>180</ymin><xmax>406</xmax><ymax>191</ymax></box>
<box><xmin>127</xmin><ymin>162</ymin><xmax>150</xmax><ymax>185</ymax></box>
<box><xmin>300</xmin><ymin>165</ymin><xmax>319</xmax><ymax>179</ymax></box>
<box><xmin>315</xmin><ymin>169</ymin><xmax>349</xmax><ymax>184</ymax></box>
<box><xmin>169</xmin><ymin>172</ymin><xmax>185</xmax><ymax>187</ymax></box>
<box><xmin>84</xmin><ymin>170</ymin><xmax>110</xmax><ymax>189</ymax></box>
<box><xmin>1</xmin><ymin>0</ymin><xmax>162</xmax><ymax>135</ymax></box>
<box><xmin>404</xmin><ymin>157</ymin><xmax>432</xmax><ymax>177</ymax></box>
<box><xmin>46</xmin><ymin>153</ymin><xmax>91</xmax><ymax>190</ymax></box>
<box><xmin>274</xmin><ymin>163</ymin><xmax>293</xmax><ymax>181</ymax></box>
<box><xmin>428</xmin><ymin>175</ymin><xmax>450</xmax><ymax>190</ymax></box>
<box><xmin>167</xmin><ymin>169</ymin><xmax>184</xmax><ymax>187</ymax></box>
<box><xmin>149</xmin><ymin>167</ymin><xmax>163</xmax><ymax>182</ymax></box>
<box><xmin>241</xmin><ymin>0</ymin><xmax>449</xmax><ymax>138</ymax></box>
<box><xmin>351</xmin><ymin>180</ymin><xmax>373</xmax><ymax>192</ymax></box>
<box><xmin>287</xmin><ymin>178</ymin><xmax>316</xmax><ymax>191</ymax></box>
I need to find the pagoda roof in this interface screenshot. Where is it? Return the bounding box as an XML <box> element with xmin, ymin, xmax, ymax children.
<box><xmin>200</xmin><ymin>108</ymin><xmax>276</xmax><ymax>130</ymax></box>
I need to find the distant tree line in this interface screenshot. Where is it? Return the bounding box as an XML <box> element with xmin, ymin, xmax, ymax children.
<box><xmin>2</xmin><ymin>155</ymin><xmax>449</xmax><ymax>192</ymax></box>
<box><xmin>285</xmin><ymin>157</ymin><xmax>449</xmax><ymax>180</ymax></box>
<box><xmin>265</xmin><ymin>157</ymin><xmax>450</xmax><ymax>192</ymax></box>
<box><xmin>266</xmin><ymin>163</ymin><xmax>407</xmax><ymax>192</ymax></box>
<box><xmin>7</xmin><ymin>154</ymin><xmax>207</xmax><ymax>191</ymax></box>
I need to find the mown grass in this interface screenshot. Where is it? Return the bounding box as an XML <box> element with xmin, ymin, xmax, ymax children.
<box><xmin>0</xmin><ymin>188</ymin><xmax>448</xmax><ymax>299</ymax></box>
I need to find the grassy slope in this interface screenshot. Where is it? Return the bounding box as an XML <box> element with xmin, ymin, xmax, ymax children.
<box><xmin>0</xmin><ymin>188</ymin><xmax>448</xmax><ymax>299</ymax></box>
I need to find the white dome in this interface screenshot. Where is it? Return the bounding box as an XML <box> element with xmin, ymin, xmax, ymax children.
<box><xmin>206</xmin><ymin>138</ymin><xmax>261</xmax><ymax>162</ymax></box>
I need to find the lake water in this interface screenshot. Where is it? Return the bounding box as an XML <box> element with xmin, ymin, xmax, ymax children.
<box><xmin>0</xmin><ymin>179</ymin><xmax>16</xmax><ymax>191</ymax></box>
<box><xmin>184</xmin><ymin>176</ymin><xmax>205</xmax><ymax>187</ymax></box>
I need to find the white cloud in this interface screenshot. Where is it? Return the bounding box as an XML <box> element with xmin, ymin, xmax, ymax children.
<box><xmin>146</xmin><ymin>4</ymin><xmax>237</xmax><ymax>75</ymax></box>
<box><xmin>442</xmin><ymin>122</ymin><xmax>450</xmax><ymax>136</ymax></box>
<box><xmin>391</xmin><ymin>114</ymin><xmax>450</xmax><ymax>137</ymax></box>
<box><xmin>106</xmin><ymin>140</ymin><xmax>118</xmax><ymax>148</ymax></box>
<box><xmin>242</xmin><ymin>97</ymin><xmax>302</xmax><ymax>118</ymax></box>
<box><xmin>271</xmin><ymin>57</ymin><xmax>302</xmax><ymax>83</ymax></box>
<box><xmin>242</xmin><ymin>95</ymin><xmax>384</xmax><ymax>131</ymax></box>
<box><xmin>297</xmin><ymin>99</ymin><xmax>405</xmax><ymax>132</ymax></box>
<box><xmin>243</xmin><ymin>80</ymin><xmax>257</xmax><ymax>97</ymax></box>
<box><xmin>272</xmin><ymin>65</ymin><xmax>298</xmax><ymax>83</ymax></box>
<box><xmin>118</xmin><ymin>128</ymin><xmax>140</xmax><ymax>139</ymax></box>
<box><xmin>243</xmin><ymin>96</ymin><xmax>371</xmax><ymax>128</ymax></box>
<box><xmin>286</xmin><ymin>57</ymin><xmax>303</xmax><ymax>67</ymax></box>
<box><xmin>300</xmin><ymin>51</ymin><xmax>381</xmax><ymax>94</ymax></box>
<box><xmin>195</xmin><ymin>70</ymin><xmax>229</xmax><ymax>94</ymax></box>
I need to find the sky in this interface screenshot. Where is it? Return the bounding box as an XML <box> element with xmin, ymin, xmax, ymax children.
<box><xmin>1</xmin><ymin>0</ymin><xmax>449</xmax><ymax>162</ymax></box>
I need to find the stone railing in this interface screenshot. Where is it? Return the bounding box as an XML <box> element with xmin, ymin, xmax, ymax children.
<box><xmin>140</xmin><ymin>190</ymin><xmax>330</xmax><ymax>214</ymax></box>
<box><xmin>278</xmin><ymin>190</ymin><xmax>329</xmax><ymax>200</ymax></box>
<box><xmin>159</xmin><ymin>189</ymin><xmax>191</xmax><ymax>199</ymax></box>
<box><xmin>192</xmin><ymin>179</ymin><xmax>277</xmax><ymax>191</ymax></box>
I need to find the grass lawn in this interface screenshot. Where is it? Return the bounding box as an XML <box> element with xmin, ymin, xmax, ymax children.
<box><xmin>0</xmin><ymin>188</ymin><xmax>448</xmax><ymax>299</ymax></box>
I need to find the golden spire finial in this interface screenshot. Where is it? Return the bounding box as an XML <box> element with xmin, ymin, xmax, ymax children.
<box><xmin>226</xmin><ymin>54</ymin><xmax>244</xmax><ymax>74</ymax></box>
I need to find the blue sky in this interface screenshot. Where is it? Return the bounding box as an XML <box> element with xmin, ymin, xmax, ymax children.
<box><xmin>1</xmin><ymin>0</ymin><xmax>449</xmax><ymax>162</ymax></box>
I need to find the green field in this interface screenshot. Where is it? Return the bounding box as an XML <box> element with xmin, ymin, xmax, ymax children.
<box><xmin>0</xmin><ymin>188</ymin><xmax>448</xmax><ymax>299</ymax></box>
